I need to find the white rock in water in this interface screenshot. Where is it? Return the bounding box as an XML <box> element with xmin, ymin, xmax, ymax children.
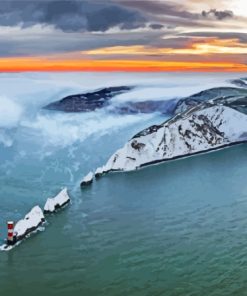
<box><xmin>44</xmin><ymin>188</ymin><xmax>70</xmax><ymax>213</ymax></box>
<box><xmin>95</xmin><ymin>167</ymin><xmax>104</xmax><ymax>178</ymax></box>
<box><xmin>80</xmin><ymin>171</ymin><xmax>94</xmax><ymax>186</ymax></box>
<box><xmin>14</xmin><ymin>206</ymin><xmax>45</xmax><ymax>240</ymax></box>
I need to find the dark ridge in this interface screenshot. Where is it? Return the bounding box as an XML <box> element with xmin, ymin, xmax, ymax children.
<box><xmin>174</xmin><ymin>87</ymin><xmax>247</xmax><ymax>114</ymax></box>
<box><xmin>44</xmin><ymin>86</ymin><xmax>133</xmax><ymax>112</ymax></box>
<box><xmin>231</xmin><ymin>79</ymin><xmax>247</xmax><ymax>88</ymax></box>
<box><xmin>216</xmin><ymin>95</ymin><xmax>247</xmax><ymax>114</ymax></box>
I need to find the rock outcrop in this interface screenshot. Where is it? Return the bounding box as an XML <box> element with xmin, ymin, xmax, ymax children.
<box><xmin>0</xmin><ymin>206</ymin><xmax>46</xmax><ymax>250</ymax></box>
<box><xmin>44</xmin><ymin>86</ymin><xmax>133</xmax><ymax>112</ymax></box>
<box><xmin>80</xmin><ymin>171</ymin><xmax>94</xmax><ymax>187</ymax></box>
<box><xmin>44</xmin><ymin>188</ymin><xmax>70</xmax><ymax>214</ymax></box>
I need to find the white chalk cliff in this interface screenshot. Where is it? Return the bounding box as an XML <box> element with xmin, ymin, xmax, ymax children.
<box><xmin>103</xmin><ymin>100</ymin><xmax>247</xmax><ymax>172</ymax></box>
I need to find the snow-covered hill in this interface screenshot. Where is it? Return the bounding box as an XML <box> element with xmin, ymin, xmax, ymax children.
<box><xmin>100</xmin><ymin>99</ymin><xmax>247</xmax><ymax>172</ymax></box>
<box><xmin>174</xmin><ymin>87</ymin><xmax>247</xmax><ymax>114</ymax></box>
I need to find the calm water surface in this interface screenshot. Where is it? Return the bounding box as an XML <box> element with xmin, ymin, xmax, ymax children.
<box><xmin>1</xmin><ymin>137</ymin><xmax>247</xmax><ymax>296</ymax></box>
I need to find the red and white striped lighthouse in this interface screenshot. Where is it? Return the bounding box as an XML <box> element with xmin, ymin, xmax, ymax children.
<box><xmin>7</xmin><ymin>221</ymin><xmax>15</xmax><ymax>245</ymax></box>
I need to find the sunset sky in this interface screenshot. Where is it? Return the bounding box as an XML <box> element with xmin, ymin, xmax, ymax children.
<box><xmin>1</xmin><ymin>0</ymin><xmax>247</xmax><ymax>72</ymax></box>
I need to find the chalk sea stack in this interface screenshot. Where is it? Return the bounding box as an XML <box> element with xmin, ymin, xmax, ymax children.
<box><xmin>0</xmin><ymin>206</ymin><xmax>46</xmax><ymax>250</ymax></box>
<box><xmin>80</xmin><ymin>171</ymin><xmax>94</xmax><ymax>187</ymax></box>
<box><xmin>94</xmin><ymin>167</ymin><xmax>105</xmax><ymax>179</ymax></box>
<box><xmin>44</xmin><ymin>188</ymin><xmax>70</xmax><ymax>214</ymax></box>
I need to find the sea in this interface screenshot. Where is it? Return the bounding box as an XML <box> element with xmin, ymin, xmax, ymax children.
<box><xmin>0</xmin><ymin>72</ymin><xmax>247</xmax><ymax>296</ymax></box>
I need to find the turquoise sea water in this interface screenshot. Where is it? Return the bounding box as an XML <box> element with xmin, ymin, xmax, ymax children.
<box><xmin>0</xmin><ymin>72</ymin><xmax>247</xmax><ymax>296</ymax></box>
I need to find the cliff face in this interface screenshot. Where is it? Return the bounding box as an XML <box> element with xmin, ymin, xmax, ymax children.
<box><xmin>103</xmin><ymin>101</ymin><xmax>247</xmax><ymax>172</ymax></box>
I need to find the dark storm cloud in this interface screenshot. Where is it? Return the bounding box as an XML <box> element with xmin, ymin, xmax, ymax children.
<box><xmin>0</xmin><ymin>0</ymin><xmax>146</xmax><ymax>32</ymax></box>
<box><xmin>117</xmin><ymin>1</ymin><xmax>237</xmax><ymax>26</ymax></box>
<box><xmin>149</xmin><ymin>23</ymin><xmax>164</xmax><ymax>30</ymax></box>
<box><xmin>0</xmin><ymin>29</ymin><xmax>165</xmax><ymax>57</ymax></box>
<box><xmin>116</xmin><ymin>0</ymin><xmax>216</xmax><ymax>29</ymax></box>
<box><xmin>117</xmin><ymin>0</ymin><xmax>199</xmax><ymax>19</ymax></box>
<box><xmin>202</xmin><ymin>9</ymin><xmax>234</xmax><ymax>20</ymax></box>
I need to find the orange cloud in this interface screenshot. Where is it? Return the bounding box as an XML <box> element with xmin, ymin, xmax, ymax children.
<box><xmin>84</xmin><ymin>39</ymin><xmax>247</xmax><ymax>56</ymax></box>
<box><xmin>0</xmin><ymin>56</ymin><xmax>246</xmax><ymax>72</ymax></box>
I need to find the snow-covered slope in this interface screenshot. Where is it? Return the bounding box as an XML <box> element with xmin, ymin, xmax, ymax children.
<box><xmin>174</xmin><ymin>87</ymin><xmax>247</xmax><ymax>114</ymax></box>
<box><xmin>102</xmin><ymin>101</ymin><xmax>247</xmax><ymax>172</ymax></box>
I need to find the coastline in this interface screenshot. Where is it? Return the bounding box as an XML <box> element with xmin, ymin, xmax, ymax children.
<box><xmin>104</xmin><ymin>140</ymin><xmax>247</xmax><ymax>175</ymax></box>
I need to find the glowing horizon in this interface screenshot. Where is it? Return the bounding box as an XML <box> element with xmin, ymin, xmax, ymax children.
<box><xmin>1</xmin><ymin>56</ymin><xmax>247</xmax><ymax>72</ymax></box>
